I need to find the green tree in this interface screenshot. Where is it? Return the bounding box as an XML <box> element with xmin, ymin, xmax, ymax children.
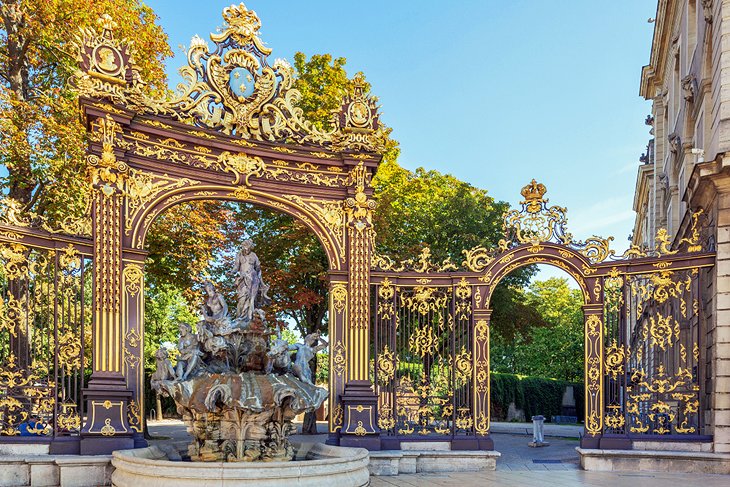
<box><xmin>0</xmin><ymin>0</ymin><xmax>171</xmax><ymax>369</ymax></box>
<box><xmin>0</xmin><ymin>0</ymin><xmax>171</xmax><ymax>220</ymax></box>
<box><xmin>491</xmin><ymin>277</ymin><xmax>584</xmax><ymax>381</ymax></box>
<box><xmin>144</xmin><ymin>283</ymin><xmax>197</xmax><ymax>420</ymax></box>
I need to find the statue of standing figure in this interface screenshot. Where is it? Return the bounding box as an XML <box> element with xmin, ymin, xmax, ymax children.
<box><xmin>290</xmin><ymin>332</ymin><xmax>328</xmax><ymax>384</ymax></box>
<box><xmin>234</xmin><ymin>239</ymin><xmax>270</xmax><ymax>324</ymax></box>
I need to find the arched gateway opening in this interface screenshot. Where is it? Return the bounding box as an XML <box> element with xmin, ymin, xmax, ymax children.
<box><xmin>139</xmin><ymin>195</ymin><xmax>335</xmax><ymax>432</ymax></box>
<box><xmin>0</xmin><ymin>4</ymin><xmax>717</xmax><ymax>459</ymax></box>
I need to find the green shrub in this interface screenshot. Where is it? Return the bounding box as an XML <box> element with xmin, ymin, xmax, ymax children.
<box><xmin>490</xmin><ymin>372</ymin><xmax>584</xmax><ymax>422</ymax></box>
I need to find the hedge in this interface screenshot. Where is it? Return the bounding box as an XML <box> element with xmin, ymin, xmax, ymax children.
<box><xmin>490</xmin><ymin>372</ymin><xmax>584</xmax><ymax>422</ymax></box>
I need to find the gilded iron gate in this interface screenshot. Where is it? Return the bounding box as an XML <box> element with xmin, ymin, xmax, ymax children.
<box><xmin>372</xmin><ymin>278</ymin><xmax>477</xmax><ymax>443</ymax></box>
<box><xmin>602</xmin><ymin>266</ymin><xmax>707</xmax><ymax>438</ymax></box>
<box><xmin>370</xmin><ymin>181</ymin><xmax>715</xmax><ymax>449</ymax></box>
<box><xmin>0</xmin><ymin>217</ymin><xmax>92</xmax><ymax>449</ymax></box>
<box><xmin>0</xmin><ymin>1</ymin><xmax>719</xmax><ymax>453</ymax></box>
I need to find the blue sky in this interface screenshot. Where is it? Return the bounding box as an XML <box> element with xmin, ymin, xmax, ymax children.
<box><xmin>147</xmin><ymin>0</ymin><xmax>656</xmax><ymax>261</ymax></box>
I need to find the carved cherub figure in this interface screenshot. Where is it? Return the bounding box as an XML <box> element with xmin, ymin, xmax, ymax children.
<box><xmin>289</xmin><ymin>332</ymin><xmax>328</xmax><ymax>384</ymax></box>
<box><xmin>265</xmin><ymin>337</ymin><xmax>292</xmax><ymax>374</ymax></box>
<box><xmin>151</xmin><ymin>348</ymin><xmax>176</xmax><ymax>393</ymax></box>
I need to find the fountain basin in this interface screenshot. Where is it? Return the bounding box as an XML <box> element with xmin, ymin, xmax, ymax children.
<box><xmin>111</xmin><ymin>442</ymin><xmax>369</xmax><ymax>487</ymax></box>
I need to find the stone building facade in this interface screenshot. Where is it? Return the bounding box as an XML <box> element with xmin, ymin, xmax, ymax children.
<box><xmin>635</xmin><ymin>0</ymin><xmax>730</xmax><ymax>453</ymax></box>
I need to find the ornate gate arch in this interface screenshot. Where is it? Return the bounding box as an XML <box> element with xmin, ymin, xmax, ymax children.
<box><xmin>0</xmin><ymin>3</ymin><xmax>718</xmax><ymax>455</ymax></box>
<box><xmin>69</xmin><ymin>5</ymin><xmax>388</xmax><ymax>453</ymax></box>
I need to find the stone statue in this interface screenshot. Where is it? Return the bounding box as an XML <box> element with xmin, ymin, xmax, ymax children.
<box><xmin>202</xmin><ymin>280</ymin><xmax>229</xmax><ymax>324</ymax></box>
<box><xmin>235</xmin><ymin>239</ymin><xmax>263</xmax><ymax>322</ymax></box>
<box><xmin>154</xmin><ymin>240</ymin><xmax>328</xmax><ymax>462</ymax></box>
<box><xmin>176</xmin><ymin>322</ymin><xmax>203</xmax><ymax>380</ymax></box>
<box><xmin>265</xmin><ymin>337</ymin><xmax>292</xmax><ymax>374</ymax></box>
<box><xmin>151</xmin><ymin>348</ymin><xmax>175</xmax><ymax>393</ymax></box>
<box><xmin>290</xmin><ymin>332</ymin><xmax>328</xmax><ymax>384</ymax></box>
<box><xmin>198</xmin><ymin>281</ymin><xmax>232</xmax><ymax>356</ymax></box>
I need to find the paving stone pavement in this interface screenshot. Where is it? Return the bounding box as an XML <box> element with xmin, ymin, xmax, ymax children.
<box><xmin>492</xmin><ymin>432</ymin><xmax>580</xmax><ymax>471</ymax></box>
<box><xmin>369</xmin><ymin>471</ymin><xmax>730</xmax><ymax>487</ymax></box>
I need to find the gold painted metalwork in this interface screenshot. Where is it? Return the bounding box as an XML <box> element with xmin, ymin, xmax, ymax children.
<box><xmin>502</xmin><ymin>179</ymin><xmax>572</xmax><ymax>246</ymax></box>
<box><xmin>604</xmin><ymin>406</ymin><xmax>625</xmax><ymax>430</ymax></box>
<box><xmin>377</xmin><ymin>406</ymin><xmax>396</xmax><ymax>430</ymax></box>
<box><xmin>454</xmin><ymin>346</ymin><xmax>473</xmax><ymax>383</ymax></box>
<box><xmin>655</xmin><ymin>228</ymin><xmax>679</xmax><ymax>256</ymax></box>
<box><xmin>604</xmin><ymin>340</ymin><xmax>625</xmax><ymax>380</ymax></box>
<box><xmin>584</xmin><ymin>314</ymin><xmax>603</xmax><ymax>437</ymax></box>
<box><xmin>73</xmin><ymin>5</ymin><xmax>385</xmax><ymax>152</ymax></box>
<box><xmin>376</xmin><ymin>345</ymin><xmax>396</xmax><ymax>383</ymax></box>
<box><xmin>372</xmin><ymin>246</ymin><xmax>457</xmax><ymax>273</ymax></box>
<box><xmin>401</xmin><ymin>286</ymin><xmax>448</xmax><ymax>315</ymax></box>
<box><xmin>678</xmin><ymin>209</ymin><xmax>703</xmax><ymax>252</ymax></box>
<box><xmin>408</xmin><ymin>326</ymin><xmax>437</xmax><ymax>357</ymax></box>
<box><xmin>100</xmin><ymin>418</ymin><xmax>116</xmax><ymax>436</ymax></box>
<box><xmin>218</xmin><ymin>152</ymin><xmax>265</xmax><ymax>185</ymax></box>
<box><xmin>454</xmin><ymin>278</ymin><xmax>472</xmax><ymax>321</ymax></box>
<box><xmin>462</xmin><ymin>246</ymin><xmax>494</xmax><ymax>272</ymax></box>
<box><xmin>127</xmin><ymin>400</ymin><xmax>142</xmax><ymax>433</ymax></box>
<box><xmin>377</xmin><ymin>278</ymin><xmax>395</xmax><ymax>320</ymax></box>
<box><xmin>331</xmin><ymin>284</ymin><xmax>347</xmax><ymax>313</ymax></box>
<box><xmin>0</xmin><ymin>199</ymin><xmax>91</xmax><ymax>237</ymax></box>
<box><xmin>332</xmin><ymin>340</ymin><xmax>346</xmax><ymax>377</ymax></box>
<box><xmin>648</xmin><ymin>313</ymin><xmax>679</xmax><ymax>351</ymax></box>
<box><xmin>123</xmin><ymin>264</ymin><xmax>144</xmax><ymax>297</ymax></box>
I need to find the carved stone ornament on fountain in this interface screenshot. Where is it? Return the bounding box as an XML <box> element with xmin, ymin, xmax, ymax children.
<box><xmin>151</xmin><ymin>240</ymin><xmax>328</xmax><ymax>462</ymax></box>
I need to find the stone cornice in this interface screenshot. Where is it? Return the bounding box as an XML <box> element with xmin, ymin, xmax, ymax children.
<box><xmin>641</xmin><ymin>0</ymin><xmax>676</xmax><ymax>99</ymax></box>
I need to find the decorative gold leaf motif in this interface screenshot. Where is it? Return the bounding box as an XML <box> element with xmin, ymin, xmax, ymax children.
<box><xmin>401</xmin><ymin>287</ymin><xmax>448</xmax><ymax>315</ymax></box>
<box><xmin>409</xmin><ymin>326</ymin><xmax>438</xmax><ymax>357</ymax></box>
<box><xmin>377</xmin><ymin>345</ymin><xmax>396</xmax><ymax>383</ymax></box>
<box><xmin>331</xmin><ymin>284</ymin><xmax>347</xmax><ymax>313</ymax></box>
<box><xmin>123</xmin><ymin>264</ymin><xmax>144</xmax><ymax>297</ymax></box>
<box><xmin>604</xmin><ymin>340</ymin><xmax>625</xmax><ymax>379</ymax></box>
<box><xmin>454</xmin><ymin>346</ymin><xmax>473</xmax><ymax>382</ymax></box>
<box><xmin>72</xmin><ymin>6</ymin><xmax>385</xmax><ymax>152</ymax></box>
<box><xmin>332</xmin><ymin>341</ymin><xmax>346</xmax><ymax>377</ymax></box>
<box><xmin>648</xmin><ymin>313</ymin><xmax>679</xmax><ymax>351</ymax></box>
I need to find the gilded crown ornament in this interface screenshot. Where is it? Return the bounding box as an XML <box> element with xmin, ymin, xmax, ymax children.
<box><xmin>71</xmin><ymin>3</ymin><xmax>385</xmax><ymax>152</ymax></box>
<box><xmin>520</xmin><ymin>179</ymin><xmax>547</xmax><ymax>213</ymax></box>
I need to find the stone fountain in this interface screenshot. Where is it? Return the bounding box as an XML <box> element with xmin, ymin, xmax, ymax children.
<box><xmin>150</xmin><ymin>239</ymin><xmax>329</xmax><ymax>462</ymax></box>
<box><xmin>111</xmin><ymin>240</ymin><xmax>368</xmax><ymax>487</ymax></box>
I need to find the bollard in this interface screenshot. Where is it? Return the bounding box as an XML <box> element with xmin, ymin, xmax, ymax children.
<box><xmin>528</xmin><ymin>415</ymin><xmax>549</xmax><ymax>447</ymax></box>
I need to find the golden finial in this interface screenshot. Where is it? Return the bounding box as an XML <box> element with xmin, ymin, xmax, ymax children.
<box><xmin>98</xmin><ymin>14</ymin><xmax>118</xmax><ymax>34</ymax></box>
<box><xmin>214</xmin><ymin>3</ymin><xmax>270</xmax><ymax>54</ymax></box>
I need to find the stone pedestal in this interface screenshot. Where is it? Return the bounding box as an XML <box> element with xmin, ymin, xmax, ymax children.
<box><xmin>339</xmin><ymin>380</ymin><xmax>381</xmax><ymax>450</ymax></box>
<box><xmin>80</xmin><ymin>374</ymin><xmax>134</xmax><ymax>455</ymax></box>
<box><xmin>528</xmin><ymin>415</ymin><xmax>549</xmax><ymax>447</ymax></box>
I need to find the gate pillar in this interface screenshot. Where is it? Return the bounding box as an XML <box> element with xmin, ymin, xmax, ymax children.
<box><xmin>80</xmin><ymin>115</ymin><xmax>135</xmax><ymax>454</ymax></box>
<box><xmin>473</xmin><ymin>310</ymin><xmax>494</xmax><ymax>449</ymax></box>
<box><xmin>344</xmin><ymin>162</ymin><xmax>374</xmax><ymax>381</ymax></box>
<box><xmin>121</xmin><ymin>253</ymin><xmax>146</xmax><ymax>447</ymax></box>
<box><xmin>327</xmin><ymin>161</ymin><xmax>378</xmax><ymax>446</ymax></box>
<box><xmin>328</xmin><ymin>275</ymin><xmax>348</xmax><ymax>436</ymax></box>
<box><xmin>582</xmin><ymin>305</ymin><xmax>604</xmax><ymax>448</ymax></box>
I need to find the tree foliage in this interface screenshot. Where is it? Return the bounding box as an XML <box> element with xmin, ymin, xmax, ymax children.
<box><xmin>0</xmin><ymin>0</ymin><xmax>171</xmax><ymax>220</ymax></box>
<box><xmin>491</xmin><ymin>276</ymin><xmax>584</xmax><ymax>381</ymax></box>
